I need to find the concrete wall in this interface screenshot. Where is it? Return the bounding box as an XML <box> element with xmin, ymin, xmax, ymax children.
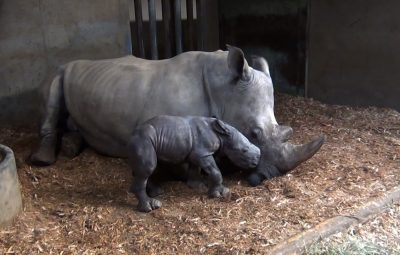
<box><xmin>0</xmin><ymin>0</ymin><xmax>131</xmax><ymax>128</ymax></box>
<box><xmin>307</xmin><ymin>0</ymin><xmax>400</xmax><ymax>111</ymax></box>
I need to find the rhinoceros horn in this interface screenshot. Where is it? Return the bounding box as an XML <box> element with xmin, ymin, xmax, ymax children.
<box><xmin>275</xmin><ymin>125</ymin><xmax>293</xmax><ymax>142</ymax></box>
<box><xmin>274</xmin><ymin>135</ymin><xmax>326</xmax><ymax>173</ymax></box>
<box><xmin>247</xmin><ymin>128</ymin><xmax>325</xmax><ymax>186</ymax></box>
<box><xmin>266</xmin><ymin>125</ymin><xmax>325</xmax><ymax>172</ymax></box>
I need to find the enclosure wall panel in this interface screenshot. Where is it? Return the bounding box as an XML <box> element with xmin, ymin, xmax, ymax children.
<box><xmin>0</xmin><ymin>0</ymin><xmax>131</xmax><ymax>127</ymax></box>
<box><xmin>307</xmin><ymin>0</ymin><xmax>400</xmax><ymax>111</ymax></box>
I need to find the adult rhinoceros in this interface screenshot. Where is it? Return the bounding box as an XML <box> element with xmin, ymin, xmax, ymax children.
<box><xmin>31</xmin><ymin>45</ymin><xmax>324</xmax><ymax>186</ymax></box>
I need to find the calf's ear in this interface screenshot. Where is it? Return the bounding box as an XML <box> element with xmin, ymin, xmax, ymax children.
<box><xmin>212</xmin><ymin>119</ymin><xmax>231</xmax><ymax>136</ymax></box>
<box><xmin>227</xmin><ymin>45</ymin><xmax>251</xmax><ymax>80</ymax></box>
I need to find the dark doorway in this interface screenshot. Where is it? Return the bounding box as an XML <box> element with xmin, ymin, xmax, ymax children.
<box><xmin>218</xmin><ymin>0</ymin><xmax>308</xmax><ymax>95</ymax></box>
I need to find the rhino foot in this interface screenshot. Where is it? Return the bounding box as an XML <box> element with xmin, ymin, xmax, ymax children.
<box><xmin>186</xmin><ymin>179</ymin><xmax>208</xmax><ymax>192</ymax></box>
<box><xmin>209</xmin><ymin>186</ymin><xmax>230</xmax><ymax>199</ymax></box>
<box><xmin>147</xmin><ymin>185</ymin><xmax>164</xmax><ymax>198</ymax></box>
<box><xmin>137</xmin><ymin>198</ymin><xmax>162</xmax><ymax>213</ymax></box>
<box><xmin>30</xmin><ymin>135</ymin><xmax>57</xmax><ymax>166</ymax></box>
<box><xmin>247</xmin><ymin>173</ymin><xmax>264</xmax><ymax>187</ymax></box>
<box><xmin>247</xmin><ymin>164</ymin><xmax>280</xmax><ymax>186</ymax></box>
<box><xmin>60</xmin><ymin>132</ymin><xmax>84</xmax><ymax>158</ymax></box>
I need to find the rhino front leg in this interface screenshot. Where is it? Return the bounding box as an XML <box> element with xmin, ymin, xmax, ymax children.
<box><xmin>193</xmin><ymin>156</ymin><xmax>230</xmax><ymax>199</ymax></box>
<box><xmin>247</xmin><ymin>163</ymin><xmax>280</xmax><ymax>187</ymax></box>
<box><xmin>31</xmin><ymin>73</ymin><xmax>66</xmax><ymax>166</ymax></box>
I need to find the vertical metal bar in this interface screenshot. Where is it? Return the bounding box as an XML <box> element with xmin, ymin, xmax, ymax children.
<box><xmin>305</xmin><ymin>0</ymin><xmax>311</xmax><ymax>98</ymax></box>
<box><xmin>128</xmin><ymin>0</ymin><xmax>135</xmax><ymax>55</ymax></box>
<box><xmin>174</xmin><ymin>0</ymin><xmax>183</xmax><ymax>54</ymax></box>
<box><xmin>296</xmin><ymin>1</ymin><xmax>305</xmax><ymax>96</ymax></box>
<box><xmin>195</xmin><ymin>0</ymin><xmax>204</xmax><ymax>50</ymax></box>
<box><xmin>134</xmin><ymin>0</ymin><xmax>145</xmax><ymax>58</ymax></box>
<box><xmin>186</xmin><ymin>0</ymin><xmax>194</xmax><ymax>50</ymax></box>
<box><xmin>200</xmin><ymin>0</ymin><xmax>207</xmax><ymax>50</ymax></box>
<box><xmin>162</xmin><ymin>0</ymin><xmax>172</xmax><ymax>58</ymax></box>
<box><xmin>148</xmin><ymin>0</ymin><xmax>158</xmax><ymax>59</ymax></box>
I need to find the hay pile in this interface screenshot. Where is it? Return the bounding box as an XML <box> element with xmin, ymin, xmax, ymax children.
<box><xmin>1</xmin><ymin>94</ymin><xmax>399</xmax><ymax>254</ymax></box>
<box><xmin>306</xmin><ymin>202</ymin><xmax>400</xmax><ymax>254</ymax></box>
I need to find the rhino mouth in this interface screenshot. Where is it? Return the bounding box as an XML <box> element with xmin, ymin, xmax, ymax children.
<box><xmin>247</xmin><ymin>126</ymin><xmax>325</xmax><ymax>186</ymax></box>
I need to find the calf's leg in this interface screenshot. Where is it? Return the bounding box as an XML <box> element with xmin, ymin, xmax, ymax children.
<box><xmin>128</xmin><ymin>138</ymin><xmax>162</xmax><ymax>212</ymax></box>
<box><xmin>192</xmin><ymin>156</ymin><xmax>230</xmax><ymax>198</ymax></box>
<box><xmin>146</xmin><ymin>177</ymin><xmax>164</xmax><ymax>198</ymax></box>
<box><xmin>129</xmin><ymin>168</ymin><xmax>165</xmax><ymax>198</ymax></box>
<box><xmin>186</xmin><ymin>164</ymin><xmax>207</xmax><ymax>192</ymax></box>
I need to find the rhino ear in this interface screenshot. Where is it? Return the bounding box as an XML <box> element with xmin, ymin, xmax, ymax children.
<box><xmin>251</xmin><ymin>55</ymin><xmax>270</xmax><ymax>76</ymax></box>
<box><xmin>227</xmin><ymin>45</ymin><xmax>250</xmax><ymax>80</ymax></box>
<box><xmin>212</xmin><ymin>119</ymin><xmax>231</xmax><ymax>136</ymax></box>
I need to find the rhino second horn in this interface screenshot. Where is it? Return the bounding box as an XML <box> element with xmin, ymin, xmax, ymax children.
<box><xmin>276</xmin><ymin>125</ymin><xmax>293</xmax><ymax>143</ymax></box>
<box><xmin>278</xmin><ymin>136</ymin><xmax>326</xmax><ymax>173</ymax></box>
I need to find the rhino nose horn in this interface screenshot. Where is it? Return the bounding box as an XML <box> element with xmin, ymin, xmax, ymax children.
<box><xmin>278</xmin><ymin>135</ymin><xmax>325</xmax><ymax>173</ymax></box>
<box><xmin>277</xmin><ymin>125</ymin><xmax>293</xmax><ymax>142</ymax></box>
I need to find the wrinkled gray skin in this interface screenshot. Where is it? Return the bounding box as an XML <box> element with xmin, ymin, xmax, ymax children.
<box><xmin>128</xmin><ymin>115</ymin><xmax>260</xmax><ymax>212</ymax></box>
<box><xmin>30</xmin><ymin>45</ymin><xmax>324</xmax><ymax>186</ymax></box>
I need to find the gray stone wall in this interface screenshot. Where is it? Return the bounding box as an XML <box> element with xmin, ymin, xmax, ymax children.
<box><xmin>0</xmin><ymin>0</ymin><xmax>131</xmax><ymax>128</ymax></box>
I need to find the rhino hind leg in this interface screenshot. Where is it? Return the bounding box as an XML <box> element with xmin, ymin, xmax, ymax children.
<box><xmin>30</xmin><ymin>73</ymin><xmax>66</xmax><ymax>166</ymax></box>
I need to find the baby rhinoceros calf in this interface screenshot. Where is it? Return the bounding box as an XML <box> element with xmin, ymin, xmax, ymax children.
<box><xmin>128</xmin><ymin>116</ymin><xmax>261</xmax><ymax>212</ymax></box>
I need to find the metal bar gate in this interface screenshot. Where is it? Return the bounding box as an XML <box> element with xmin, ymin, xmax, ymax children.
<box><xmin>129</xmin><ymin>0</ymin><xmax>207</xmax><ymax>60</ymax></box>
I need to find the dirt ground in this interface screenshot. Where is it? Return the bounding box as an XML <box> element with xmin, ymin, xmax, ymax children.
<box><xmin>1</xmin><ymin>93</ymin><xmax>399</xmax><ymax>254</ymax></box>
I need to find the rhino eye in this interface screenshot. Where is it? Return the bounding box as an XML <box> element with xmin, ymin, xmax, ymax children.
<box><xmin>251</xmin><ymin>128</ymin><xmax>262</xmax><ymax>140</ymax></box>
